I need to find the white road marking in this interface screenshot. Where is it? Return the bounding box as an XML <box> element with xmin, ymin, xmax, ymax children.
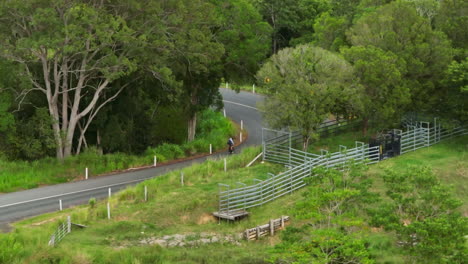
<box><xmin>223</xmin><ymin>100</ymin><xmax>258</xmax><ymax>110</ymax></box>
<box><xmin>0</xmin><ymin>177</ymin><xmax>153</xmax><ymax>209</ymax></box>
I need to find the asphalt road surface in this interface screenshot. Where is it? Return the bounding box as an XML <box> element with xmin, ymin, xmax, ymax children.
<box><xmin>0</xmin><ymin>88</ymin><xmax>264</xmax><ymax>231</ymax></box>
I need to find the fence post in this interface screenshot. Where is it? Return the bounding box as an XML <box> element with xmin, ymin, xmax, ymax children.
<box><xmin>107</xmin><ymin>202</ymin><xmax>111</xmax><ymax>220</ymax></box>
<box><xmin>144</xmin><ymin>185</ymin><xmax>148</xmax><ymax>202</ymax></box>
<box><xmin>256</xmin><ymin>227</ymin><xmax>260</xmax><ymax>239</ymax></box>
<box><xmin>281</xmin><ymin>216</ymin><xmax>285</xmax><ymax>228</ymax></box>
<box><xmin>59</xmin><ymin>199</ymin><xmax>62</xmax><ymax>211</ymax></box>
<box><xmin>67</xmin><ymin>216</ymin><xmax>71</xmax><ymax>233</ymax></box>
<box><xmin>181</xmin><ymin>172</ymin><xmax>184</xmax><ymax>186</ymax></box>
<box><xmin>270</xmin><ymin>219</ymin><xmax>274</xmax><ymax>235</ymax></box>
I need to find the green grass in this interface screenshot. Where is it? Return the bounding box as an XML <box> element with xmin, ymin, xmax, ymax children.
<box><xmin>368</xmin><ymin>134</ymin><xmax>468</xmax><ymax>213</ymax></box>
<box><xmin>0</xmin><ymin>109</ymin><xmax>236</xmax><ymax>193</ymax></box>
<box><xmin>1</xmin><ymin>146</ymin><xmax>300</xmax><ymax>264</ymax></box>
<box><xmin>1</xmin><ymin>133</ymin><xmax>466</xmax><ymax>263</ymax></box>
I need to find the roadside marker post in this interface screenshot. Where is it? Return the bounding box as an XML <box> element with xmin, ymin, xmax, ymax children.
<box><xmin>144</xmin><ymin>186</ymin><xmax>148</xmax><ymax>202</ymax></box>
<box><xmin>154</xmin><ymin>156</ymin><xmax>157</xmax><ymax>167</ymax></box>
<box><xmin>108</xmin><ymin>188</ymin><xmax>111</xmax><ymax>198</ymax></box>
<box><xmin>240</xmin><ymin>132</ymin><xmax>243</xmax><ymax>143</ymax></box>
<box><xmin>253</xmin><ymin>84</ymin><xmax>255</xmax><ymax>94</ymax></box>
<box><xmin>241</xmin><ymin>120</ymin><xmax>243</xmax><ymax>130</ymax></box>
<box><xmin>181</xmin><ymin>172</ymin><xmax>184</xmax><ymax>186</ymax></box>
<box><xmin>224</xmin><ymin>158</ymin><xmax>227</xmax><ymax>172</ymax></box>
<box><xmin>107</xmin><ymin>202</ymin><xmax>111</xmax><ymax>219</ymax></box>
<box><xmin>59</xmin><ymin>199</ymin><xmax>62</xmax><ymax>211</ymax></box>
<box><xmin>85</xmin><ymin>167</ymin><xmax>88</xmax><ymax>180</ymax></box>
<box><xmin>210</xmin><ymin>144</ymin><xmax>212</xmax><ymax>154</ymax></box>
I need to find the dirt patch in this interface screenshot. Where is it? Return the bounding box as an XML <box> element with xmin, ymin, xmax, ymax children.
<box><xmin>197</xmin><ymin>213</ymin><xmax>215</xmax><ymax>225</ymax></box>
<box><xmin>31</xmin><ymin>217</ymin><xmax>59</xmax><ymax>226</ymax></box>
<box><xmin>0</xmin><ymin>222</ymin><xmax>13</xmax><ymax>233</ymax></box>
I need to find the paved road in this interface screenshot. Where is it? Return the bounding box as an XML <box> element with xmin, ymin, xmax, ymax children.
<box><xmin>0</xmin><ymin>89</ymin><xmax>264</xmax><ymax>230</ymax></box>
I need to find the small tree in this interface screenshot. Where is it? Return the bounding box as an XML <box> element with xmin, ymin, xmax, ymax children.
<box><xmin>257</xmin><ymin>45</ymin><xmax>361</xmax><ymax>150</ymax></box>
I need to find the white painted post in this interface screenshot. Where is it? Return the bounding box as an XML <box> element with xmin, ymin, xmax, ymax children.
<box><xmin>224</xmin><ymin>158</ymin><xmax>227</xmax><ymax>172</ymax></box>
<box><xmin>153</xmin><ymin>156</ymin><xmax>157</xmax><ymax>167</ymax></box>
<box><xmin>59</xmin><ymin>199</ymin><xmax>63</xmax><ymax>211</ymax></box>
<box><xmin>107</xmin><ymin>202</ymin><xmax>111</xmax><ymax>219</ymax></box>
<box><xmin>223</xmin><ymin>108</ymin><xmax>226</xmax><ymax>117</ymax></box>
<box><xmin>67</xmin><ymin>216</ymin><xmax>71</xmax><ymax>233</ymax></box>
<box><xmin>241</xmin><ymin>120</ymin><xmax>243</xmax><ymax>130</ymax></box>
<box><xmin>85</xmin><ymin>167</ymin><xmax>88</xmax><ymax>180</ymax></box>
<box><xmin>144</xmin><ymin>185</ymin><xmax>148</xmax><ymax>202</ymax></box>
<box><xmin>210</xmin><ymin>144</ymin><xmax>212</xmax><ymax>154</ymax></box>
<box><xmin>240</xmin><ymin>132</ymin><xmax>243</xmax><ymax>143</ymax></box>
<box><xmin>108</xmin><ymin>188</ymin><xmax>112</xmax><ymax>198</ymax></box>
<box><xmin>181</xmin><ymin>172</ymin><xmax>184</xmax><ymax>186</ymax></box>
<box><xmin>252</xmin><ymin>84</ymin><xmax>255</xmax><ymax>94</ymax></box>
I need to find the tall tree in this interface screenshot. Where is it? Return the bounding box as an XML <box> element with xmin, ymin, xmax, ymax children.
<box><xmin>435</xmin><ymin>0</ymin><xmax>468</xmax><ymax>52</ymax></box>
<box><xmin>0</xmin><ymin>0</ymin><xmax>140</xmax><ymax>159</ymax></box>
<box><xmin>347</xmin><ymin>1</ymin><xmax>453</xmax><ymax>111</ymax></box>
<box><xmin>163</xmin><ymin>0</ymin><xmax>224</xmax><ymax>142</ymax></box>
<box><xmin>213</xmin><ymin>0</ymin><xmax>272</xmax><ymax>83</ymax></box>
<box><xmin>342</xmin><ymin>46</ymin><xmax>409</xmax><ymax>135</ymax></box>
<box><xmin>257</xmin><ymin>45</ymin><xmax>361</xmax><ymax>150</ymax></box>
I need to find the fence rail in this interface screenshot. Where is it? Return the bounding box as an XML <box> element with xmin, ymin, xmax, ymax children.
<box><xmin>218</xmin><ymin>143</ymin><xmax>380</xmax><ymax>214</ymax></box>
<box><xmin>215</xmin><ymin>116</ymin><xmax>466</xmax><ymax>219</ymax></box>
<box><xmin>244</xmin><ymin>216</ymin><xmax>290</xmax><ymax>240</ymax></box>
<box><xmin>48</xmin><ymin>216</ymin><xmax>71</xmax><ymax>247</ymax></box>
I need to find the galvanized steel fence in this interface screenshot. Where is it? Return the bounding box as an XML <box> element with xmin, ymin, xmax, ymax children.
<box><xmin>48</xmin><ymin>216</ymin><xmax>71</xmax><ymax>247</ymax></box>
<box><xmin>218</xmin><ymin>141</ymin><xmax>380</xmax><ymax>214</ymax></box>
<box><xmin>216</xmin><ymin>117</ymin><xmax>466</xmax><ymax>218</ymax></box>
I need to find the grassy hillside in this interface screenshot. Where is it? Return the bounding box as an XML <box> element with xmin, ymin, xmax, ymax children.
<box><xmin>1</xmin><ymin>135</ymin><xmax>466</xmax><ymax>264</ymax></box>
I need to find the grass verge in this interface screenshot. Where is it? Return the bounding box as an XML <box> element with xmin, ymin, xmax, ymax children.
<box><xmin>0</xmin><ymin>109</ymin><xmax>236</xmax><ymax>193</ymax></box>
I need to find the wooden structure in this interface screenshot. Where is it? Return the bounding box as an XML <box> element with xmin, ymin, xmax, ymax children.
<box><xmin>213</xmin><ymin>209</ymin><xmax>249</xmax><ymax>221</ymax></box>
<box><xmin>244</xmin><ymin>216</ymin><xmax>290</xmax><ymax>240</ymax></box>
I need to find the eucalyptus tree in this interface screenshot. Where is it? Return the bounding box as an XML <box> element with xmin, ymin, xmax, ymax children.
<box><xmin>0</xmin><ymin>0</ymin><xmax>142</xmax><ymax>159</ymax></box>
<box><xmin>257</xmin><ymin>45</ymin><xmax>361</xmax><ymax>150</ymax></box>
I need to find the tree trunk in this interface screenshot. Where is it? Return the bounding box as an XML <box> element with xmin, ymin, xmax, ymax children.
<box><xmin>302</xmin><ymin>135</ymin><xmax>310</xmax><ymax>151</ymax></box>
<box><xmin>187</xmin><ymin>112</ymin><xmax>197</xmax><ymax>142</ymax></box>
<box><xmin>362</xmin><ymin>117</ymin><xmax>369</xmax><ymax>136</ymax></box>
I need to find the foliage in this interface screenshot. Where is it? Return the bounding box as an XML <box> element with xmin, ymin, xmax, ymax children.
<box><xmin>368</xmin><ymin>166</ymin><xmax>467</xmax><ymax>263</ymax></box>
<box><xmin>347</xmin><ymin>1</ymin><xmax>453</xmax><ymax>111</ymax></box>
<box><xmin>0</xmin><ymin>109</ymin><xmax>233</xmax><ymax>192</ymax></box>
<box><xmin>213</xmin><ymin>0</ymin><xmax>272</xmax><ymax>83</ymax></box>
<box><xmin>257</xmin><ymin>44</ymin><xmax>361</xmax><ymax>149</ymax></box>
<box><xmin>0</xmin><ymin>232</ymin><xmax>23</xmax><ymax>264</ymax></box>
<box><xmin>270</xmin><ymin>228</ymin><xmax>374</xmax><ymax>264</ymax></box>
<box><xmin>342</xmin><ymin>45</ymin><xmax>409</xmax><ymax>134</ymax></box>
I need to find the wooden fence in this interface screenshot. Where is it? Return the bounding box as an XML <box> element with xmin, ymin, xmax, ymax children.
<box><xmin>244</xmin><ymin>216</ymin><xmax>290</xmax><ymax>240</ymax></box>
